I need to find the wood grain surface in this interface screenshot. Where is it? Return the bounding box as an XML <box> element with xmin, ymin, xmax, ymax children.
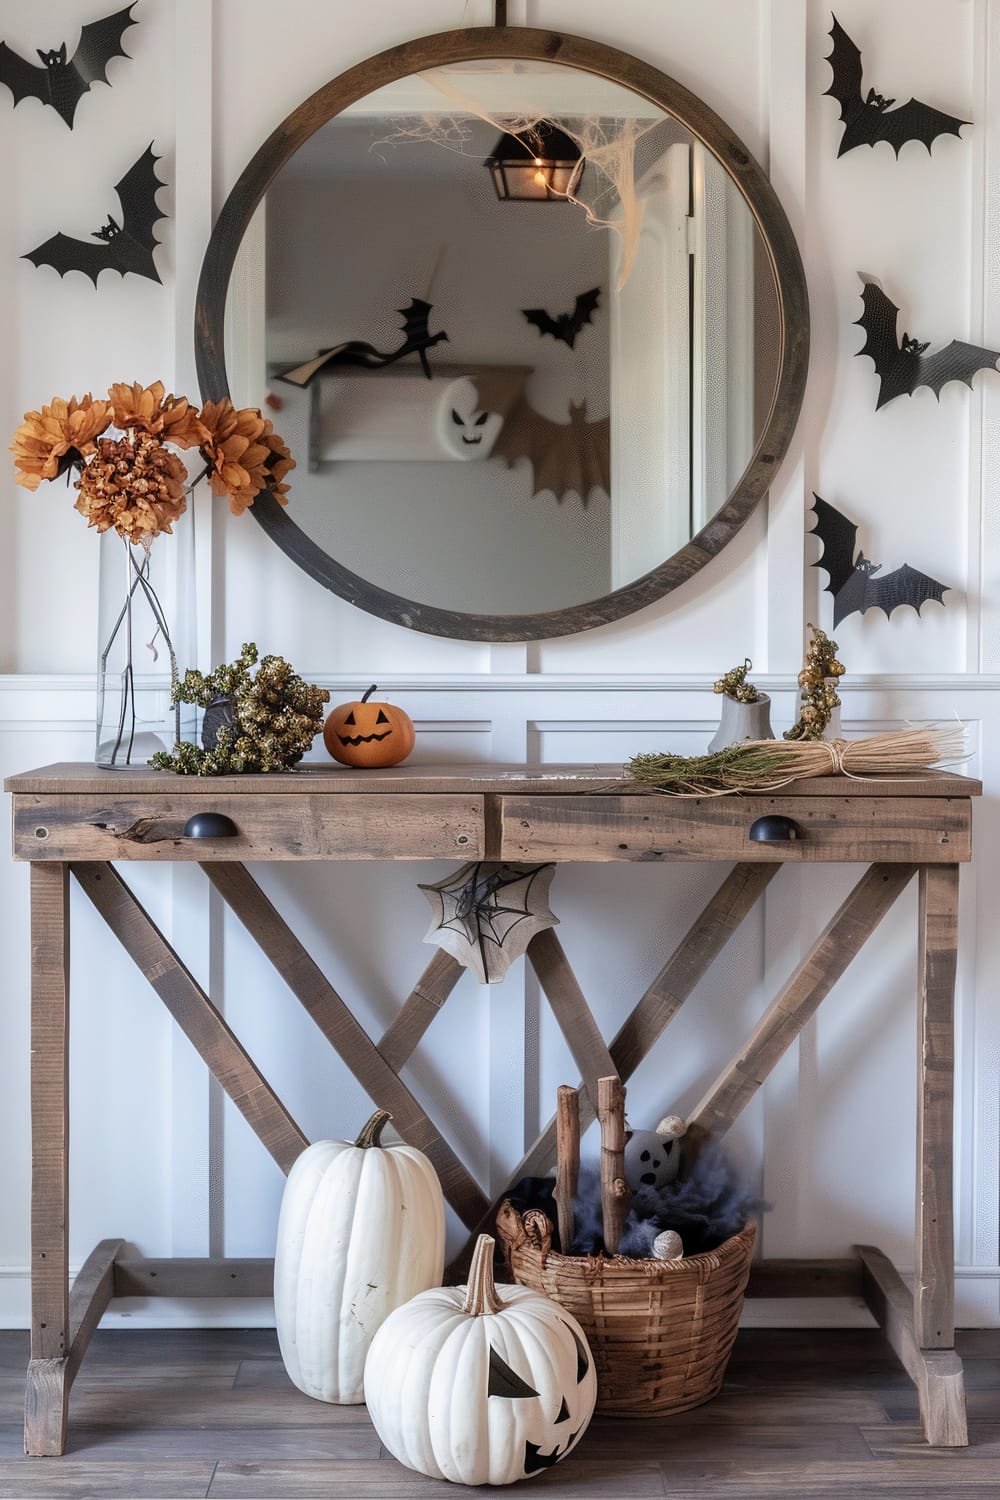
<box><xmin>1</xmin><ymin>1326</ymin><xmax>998</xmax><ymax>1494</ymax></box>
<box><xmin>500</xmin><ymin>794</ymin><xmax>973</xmax><ymax>863</ymax></box>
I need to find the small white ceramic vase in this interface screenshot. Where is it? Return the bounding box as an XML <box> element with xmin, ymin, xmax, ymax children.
<box><xmin>708</xmin><ymin>692</ymin><xmax>774</xmax><ymax>751</ymax></box>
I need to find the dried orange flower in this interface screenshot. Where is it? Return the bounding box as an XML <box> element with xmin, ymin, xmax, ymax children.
<box><xmin>108</xmin><ymin>380</ymin><xmax>207</xmax><ymax>450</ymax></box>
<box><xmin>261</xmin><ymin>424</ymin><xmax>294</xmax><ymax>506</ymax></box>
<box><xmin>74</xmin><ymin>432</ymin><xmax>187</xmax><ymax>544</ymax></box>
<box><xmin>198</xmin><ymin>398</ymin><xmax>274</xmax><ymax>515</ymax></box>
<box><xmin>11</xmin><ymin>382</ymin><xmax>293</xmax><ymax>531</ymax></box>
<box><xmin>10</xmin><ymin>395</ymin><xmax>111</xmax><ymax>489</ymax></box>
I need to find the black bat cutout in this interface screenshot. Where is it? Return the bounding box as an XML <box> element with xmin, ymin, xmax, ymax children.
<box><xmin>522</xmin><ymin>287</ymin><xmax>600</xmax><ymax>349</ymax></box>
<box><xmin>855</xmin><ymin>277</ymin><xmax>1000</xmax><ymax>409</ymax></box>
<box><xmin>0</xmin><ymin>5</ymin><xmax>138</xmax><ymax>129</ymax></box>
<box><xmin>824</xmin><ymin>15</ymin><xmax>969</xmax><ymax>158</ymax></box>
<box><xmin>275</xmin><ymin>300</ymin><xmax>448</xmax><ymax>387</ymax></box>
<box><xmin>23</xmin><ymin>144</ymin><xmax>165</xmax><ymax>285</ymax></box>
<box><xmin>811</xmin><ymin>495</ymin><xmax>948</xmax><ymax>626</ymax></box>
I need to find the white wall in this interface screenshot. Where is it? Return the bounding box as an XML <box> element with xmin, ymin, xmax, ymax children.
<box><xmin>1</xmin><ymin>0</ymin><xmax>998</xmax><ymax>1328</ymax></box>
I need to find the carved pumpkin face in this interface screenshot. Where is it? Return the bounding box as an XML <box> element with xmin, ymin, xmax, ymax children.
<box><xmin>324</xmin><ymin>685</ymin><xmax>415</xmax><ymax>768</ymax></box>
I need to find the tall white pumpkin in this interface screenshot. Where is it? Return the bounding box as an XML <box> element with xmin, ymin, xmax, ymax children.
<box><xmin>364</xmin><ymin>1233</ymin><xmax>597</xmax><ymax>1486</ymax></box>
<box><xmin>274</xmin><ymin>1108</ymin><xmax>445</xmax><ymax>1404</ymax></box>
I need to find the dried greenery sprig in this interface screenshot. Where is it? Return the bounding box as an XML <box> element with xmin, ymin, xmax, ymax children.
<box><xmin>149</xmin><ymin>643</ymin><xmax>329</xmax><ymax>775</ymax></box>
<box><xmin>625</xmin><ymin>724</ymin><xmax>969</xmax><ymax>797</ymax></box>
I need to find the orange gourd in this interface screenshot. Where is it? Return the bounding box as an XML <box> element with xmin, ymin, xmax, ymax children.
<box><xmin>324</xmin><ymin>684</ymin><xmax>415</xmax><ymax>768</ymax></box>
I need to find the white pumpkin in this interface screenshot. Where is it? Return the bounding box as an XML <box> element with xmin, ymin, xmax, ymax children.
<box><xmin>274</xmin><ymin>1108</ymin><xmax>444</xmax><ymax>1404</ymax></box>
<box><xmin>364</xmin><ymin>1233</ymin><xmax>597</xmax><ymax>1486</ymax></box>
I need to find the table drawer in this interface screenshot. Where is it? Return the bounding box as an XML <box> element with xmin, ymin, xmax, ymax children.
<box><xmin>13</xmin><ymin>794</ymin><xmax>485</xmax><ymax>861</ymax></box>
<box><xmin>499</xmin><ymin>795</ymin><xmax>972</xmax><ymax>863</ymax></box>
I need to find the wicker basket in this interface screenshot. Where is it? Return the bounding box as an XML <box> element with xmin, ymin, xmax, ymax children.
<box><xmin>497</xmin><ymin>1206</ymin><xmax>756</xmax><ymax>1417</ymax></box>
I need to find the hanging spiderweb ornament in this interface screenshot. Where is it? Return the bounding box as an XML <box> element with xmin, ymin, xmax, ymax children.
<box><xmin>419</xmin><ymin>861</ymin><xmax>558</xmax><ymax>984</ymax></box>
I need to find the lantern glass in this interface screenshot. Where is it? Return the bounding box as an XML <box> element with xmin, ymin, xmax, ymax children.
<box><xmin>485</xmin><ymin>126</ymin><xmax>582</xmax><ymax>201</ymax></box>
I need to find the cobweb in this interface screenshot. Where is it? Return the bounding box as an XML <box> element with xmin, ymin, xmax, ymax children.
<box><xmin>375</xmin><ymin>62</ymin><xmax>665</xmax><ymax>287</ymax></box>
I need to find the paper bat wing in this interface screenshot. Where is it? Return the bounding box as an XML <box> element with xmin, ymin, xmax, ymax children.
<box><xmin>397</xmin><ymin>297</ymin><xmax>433</xmax><ymax>343</ymax></box>
<box><xmin>859</xmin><ymin>562</ymin><xmax>948</xmax><ymax>619</ymax></box>
<box><xmin>22</xmin><ymin>232</ymin><xmax>116</xmax><ymax>287</ymax></box>
<box><xmin>568</xmin><ymin>287</ymin><xmax>601</xmax><ymax>340</ymax></box>
<box><xmin>522</xmin><ymin>308</ymin><xmax>561</xmax><ymax>340</ymax></box>
<box><xmin>871</xmin><ymin>97</ymin><xmax>968</xmax><ymax>157</ymax></box>
<box><xmin>824</xmin><ymin>16</ymin><xmax>864</xmax><ymax>116</ymax></box>
<box><xmin>855</xmin><ymin>279</ymin><xmax>917</xmax><ymax>408</ymax></box>
<box><xmin>810</xmin><ymin>495</ymin><xmax>860</xmax><ymax>598</ymax></box>
<box><xmin>917</xmin><ymin>339</ymin><xmax>1000</xmax><ymax>399</ymax></box>
<box><xmin>492</xmin><ymin>398</ymin><xmax>610</xmax><ymax>503</ymax></box>
<box><xmin>116</xmin><ymin>145</ymin><xmax>164</xmax><ymax>252</ymax></box>
<box><xmin>72</xmin><ymin>4</ymin><xmax>137</xmax><ymax>88</ymax></box>
<box><xmin>0</xmin><ymin>41</ymin><xmax>49</xmax><ymax>109</ymax></box>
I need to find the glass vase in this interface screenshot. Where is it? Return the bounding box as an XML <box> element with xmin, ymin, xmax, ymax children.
<box><xmin>95</xmin><ymin>531</ymin><xmax>195</xmax><ymax>767</ymax></box>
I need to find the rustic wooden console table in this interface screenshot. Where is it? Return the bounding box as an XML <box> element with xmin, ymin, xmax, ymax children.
<box><xmin>6</xmin><ymin>761</ymin><xmax>980</xmax><ymax>1454</ymax></box>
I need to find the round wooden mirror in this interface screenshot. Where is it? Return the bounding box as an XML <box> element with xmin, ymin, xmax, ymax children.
<box><xmin>195</xmin><ymin>26</ymin><xmax>809</xmax><ymax>641</ymax></box>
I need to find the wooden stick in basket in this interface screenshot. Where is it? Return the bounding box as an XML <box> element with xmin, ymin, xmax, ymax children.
<box><xmin>553</xmin><ymin>1084</ymin><xmax>580</xmax><ymax>1253</ymax></box>
<box><xmin>597</xmin><ymin>1075</ymin><xmax>632</xmax><ymax>1256</ymax></box>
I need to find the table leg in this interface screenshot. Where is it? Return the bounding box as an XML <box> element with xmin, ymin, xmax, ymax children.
<box><xmin>25</xmin><ymin>863</ymin><xmax>71</xmax><ymax>1456</ymax></box>
<box><xmin>915</xmin><ymin>862</ymin><xmax>966</xmax><ymax>1444</ymax></box>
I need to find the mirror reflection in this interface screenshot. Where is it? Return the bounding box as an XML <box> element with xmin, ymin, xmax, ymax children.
<box><xmin>232</xmin><ymin>62</ymin><xmax>780</xmax><ymax>616</ymax></box>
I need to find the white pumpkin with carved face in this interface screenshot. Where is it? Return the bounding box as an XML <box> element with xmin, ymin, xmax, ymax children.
<box><xmin>364</xmin><ymin>1234</ymin><xmax>597</xmax><ymax>1486</ymax></box>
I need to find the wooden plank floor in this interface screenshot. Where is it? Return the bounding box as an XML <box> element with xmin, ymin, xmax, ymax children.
<box><xmin>0</xmin><ymin>1327</ymin><xmax>999</xmax><ymax>1497</ymax></box>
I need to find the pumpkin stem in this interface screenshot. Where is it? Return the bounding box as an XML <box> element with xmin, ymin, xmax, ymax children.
<box><xmin>462</xmin><ymin>1234</ymin><xmax>502</xmax><ymax>1316</ymax></box>
<box><xmin>361</xmin><ymin>684</ymin><xmax>377</xmax><ymax>703</ymax></box>
<box><xmin>354</xmin><ymin>1109</ymin><xmax>393</xmax><ymax>1148</ymax></box>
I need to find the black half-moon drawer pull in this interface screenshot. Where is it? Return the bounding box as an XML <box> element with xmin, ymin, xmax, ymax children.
<box><xmin>183</xmin><ymin>812</ymin><xmax>239</xmax><ymax>839</ymax></box>
<box><xmin>748</xmin><ymin>815</ymin><xmax>802</xmax><ymax>843</ymax></box>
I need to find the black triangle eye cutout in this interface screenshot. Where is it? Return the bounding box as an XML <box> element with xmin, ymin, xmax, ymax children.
<box><xmin>376</xmin><ymin>709</ymin><xmax>389</xmax><ymax>724</ymax></box>
<box><xmin>555</xmin><ymin>1396</ymin><xmax>570</xmax><ymax>1423</ymax></box>
<box><xmin>475</xmin><ymin>411</ymin><xmax>489</xmax><ymax>426</ymax></box>
<box><xmin>344</xmin><ymin>711</ymin><xmax>355</xmax><ymax>725</ymax></box>
<box><xmin>560</xmin><ymin>1322</ymin><xmax>590</xmax><ymax>1383</ymax></box>
<box><xmin>488</xmin><ymin>1346</ymin><xmax>540</xmax><ymax>1399</ymax></box>
<box><xmin>451</xmin><ymin>408</ymin><xmax>464</xmax><ymax>425</ymax></box>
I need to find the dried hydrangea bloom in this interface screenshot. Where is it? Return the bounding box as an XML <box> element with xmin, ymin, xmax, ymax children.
<box><xmin>10</xmin><ymin>395</ymin><xmax>112</xmax><ymax>489</ymax></box>
<box><xmin>74</xmin><ymin>432</ymin><xmax>187</xmax><ymax>544</ymax></box>
<box><xmin>108</xmin><ymin>380</ymin><xmax>207</xmax><ymax>450</ymax></box>
<box><xmin>198</xmin><ymin>398</ymin><xmax>273</xmax><ymax>514</ymax></box>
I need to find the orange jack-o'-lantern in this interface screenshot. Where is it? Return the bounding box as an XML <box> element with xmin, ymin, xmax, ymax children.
<box><xmin>324</xmin><ymin>685</ymin><xmax>415</xmax><ymax>768</ymax></box>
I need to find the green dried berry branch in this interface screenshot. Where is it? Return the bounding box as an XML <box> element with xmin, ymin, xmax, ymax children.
<box><xmin>713</xmin><ymin>658</ymin><xmax>760</xmax><ymax>704</ymax></box>
<box><xmin>784</xmin><ymin>625</ymin><xmax>846</xmax><ymax>742</ymax></box>
<box><xmin>149</xmin><ymin>642</ymin><xmax>329</xmax><ymax>775</ymax></box>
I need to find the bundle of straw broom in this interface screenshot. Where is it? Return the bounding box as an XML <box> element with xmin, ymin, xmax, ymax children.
<box><xmin>626</xmin><ymin>724</ymin><xmax>969</xmax><ymax>797</ymax></box>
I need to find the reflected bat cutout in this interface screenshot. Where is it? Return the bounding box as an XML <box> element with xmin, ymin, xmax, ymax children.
<box><xmin>23</xmin><ymin>144</ymin><xmax>165</xmax><ymax>285</ymax></box>
<box><xmin>855</xmin><ymin>276</ymin><xmax>1000</xmax><ymax>409</ymax></box>
<box><xmin>275</xmin><ymin>299</ymin><xmax>448</xmax><ymax>386</ymax></box>
<box><xmin>522</xmin><ymin>288</ymin><xmax>601</xmax><ymax>349</ymax></box>
<box><xmin>0</xmin><ymin>5</ymin><xmax>138</xmax><ymax>129</ymax></box>
<box><xmin>811</xmin><ymin>494</ymin><xmax>949</xmax><ymax>626</ymax></box>
<box><xmin>824</xmin><ymin>15</ymin><xmax>969</xmax><ymax>158</ymax></box>
<box><xmin>470</xmin><ymin>373</ymin><xmax>609</xmax><ymax>504</ymax></box>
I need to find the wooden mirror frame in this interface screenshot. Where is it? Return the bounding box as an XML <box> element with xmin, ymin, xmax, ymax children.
<box><xmin>195</xmin><ymin>26</ymin><xmax>809</xmax><ymax>641</ymax></box>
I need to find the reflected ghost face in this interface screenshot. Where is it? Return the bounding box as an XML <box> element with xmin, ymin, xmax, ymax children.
<box><xmin>437</xmin><ymin>376</ymin><xmax>503</xmax><ymax>460</ymax></box>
